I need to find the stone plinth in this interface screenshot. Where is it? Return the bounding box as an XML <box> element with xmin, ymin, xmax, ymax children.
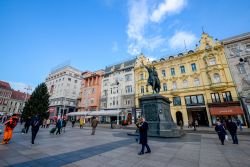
<box><xmin>139</xmin><ymin>94</ymin><xmax>183</xmax><ymax>137</ymax></box>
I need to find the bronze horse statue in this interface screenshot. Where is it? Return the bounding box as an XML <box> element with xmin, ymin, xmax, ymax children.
<box><xmin>143</xmin><ymin>64</ymin><xmax>161</xmax><ymax>94</ymax></box>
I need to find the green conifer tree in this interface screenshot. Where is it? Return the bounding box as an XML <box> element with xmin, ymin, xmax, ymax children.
<box><xmin>22</xmin><ymin>83</ymin><xmax>50</xmax><ymax>121</ymax></box>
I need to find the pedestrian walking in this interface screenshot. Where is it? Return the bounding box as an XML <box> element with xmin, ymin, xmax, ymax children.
<box><xmin>137</xmin><ymin>117</ymin><xmax>151</xmax><ymax>155</ymax></box>
<box><xmin>46</xmin><ymin>119</ymin><xmax>50</xmax><ymax>128</ymax></box>
<box><xmin>31</xmin><ymin>115</ymin><xmax>41</xmax><ymax>145</ymax></box>
<box><xmin>62</xmin><ymin>118</ymin><xmax>67</xmax><ymax>133</ymax></box>
<box><xmin>56</xmin><ymin>118</ymin><xmax>63</xmax><ymax>135</ymax></box>
<box><xmin>236</xmin><ymin>119</ymin><xmax>243</xmax><ymax>131</ymax></box>
<box><xmin>42</xmin><ymin>119</ymin><xmax>46</xmax><ymax>128</ymax></box>
<box><xmin>227</xmin><ymin>119</ymin><xmax>238</xmax><ymax>144</ymax></box>
<box><xmin>192</xmin><ymin>120</ymin><xmax>196</xmax><ymax>131</ymax></box>
<box><xmin>179</xmin><ymin>120</ymin><xmax>183</xmax><ymax>130</ymax></box>
<box><xmin>215</xmin><ymin>119</ymin><xmax>227</xmax><ymax>145</ymax></box>
<box><xmin>91</xmin><ymin>116</ymin><xmax>99</xmax><ymax>135</ymax></box>
<box><xmin>1</xmin><ymin>114</ymin><xmax>18</xmax><ymax>144</ymax></box>
<box><xmin>24</xmin><ymin>117</ymin><xmax>31</xmax><ymax>133</ymax></box>
<box><xmin>71</xmin><ymin>119</ymin><xmax>76</xmax><ymax>127</ymax></box>
<box><xmin>79</xmin><ymin>117</ymin><xmax>85</xmax><ymax>129</ymax></box>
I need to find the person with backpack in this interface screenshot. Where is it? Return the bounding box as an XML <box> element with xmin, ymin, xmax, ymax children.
<box><xmin>31</xmin><ymin>115</ymin><xmax>41</xmax><ymax>145</ymax></box>
<box><xmin>1</xmin><ymin>114</ymin><xmax>18</xmax><ymax>144</ymax></box>
<box><xmin>215</xmin><ymin>119</ymin><xmax>227</xmax><ymax>145</ymax></box>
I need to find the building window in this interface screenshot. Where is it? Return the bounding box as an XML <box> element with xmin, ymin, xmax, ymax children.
<box><xmin>171</xmin><ymin>68</ymin><xmax>175</xmax><ymax>76</ymax></box>
<box><xmin>209</xmin><ymin>58</ymin><xmax>216</xmax><ymax>65</ymax></box>
<box><xmin>173</xmin><ymin>97</ymin><xmax>181</xmax><ymax>106</ymax></box>
<box><xmin>180</xmin><ymin>66</ymin><xmax>185</xmax><ymax>74</ymax></box>
<box><xmin>172</xmin><ymin>81</ymin><xmax>177</xmax><ymax>90</ymax></box>
<box><xmin>141</xmin><ymin>86</ymin><xmax>144</xmax><ymax>94</ymax></box>
<box><xmin>183</xmin><ymin>80</ymin><xmax>188</xmax><ymax>88</ymax></box>
<box><xmin>211</xmin><ymin>93</ymin><xmax>221</xmax><ymax>103</ymax></box>
<box><xmin>191</xmin><ymin>63</ymin><xmax>197</xmax><ymax>72</ymax></box>
<box><xmin>185</xmin><ymin>95</ymin><xmax>204</xmax><ymax>105</ymax></box>
<box><xmin>125</xmin><ymin>74</ymin><xmax>132</xmax><ymax>81</ymax></box>
<box><xmin>237</xmin><ymin>64</ymin><xmax>246</xmax><ymax>74</ymax></box>
<box><xmin>197</xmin><ymin>95</ymin><xmax>204</xmax><ymax>104</ymax></box>
<box><xmin>185</xmin><ymin>96</ymin><xmax>191</xmax><ymax>105</ymax></box>
<box><xmin>194</xmin><ymin>78</ymin><xmax>200</xmax><ymax>86</ymax></box>
<box><xmin>140</xmin><ymin>73</ymin><xmax>144</xmax><ymax>80</ymax></box>
<box><xmin>75</xmin><ymin>80</ymin><xmax>77</xmax><ymax>83</ymax></box>
<box><xmin>103</xmin><ymin>90</ymin><xmax>108</xmax><ymax>96</ymax></box>
<box><xmin>125</xmin><ymin>85</ymin><xmax>133</xmax><ymax>93</ymax></box>
<box><xmin>222</xmin><ymin>91</ymin><xmax>233</xmax><ymax>102</ymax></box>
<box><xmin>162</xmin><ymin>70</ymin><xmax>166</xmax><ymax>77</ymax></box>
<box><xmin>68</xmin><ymin>78</ymin><xmax>71</xmax><ymax>82</ymax></box>
<box><xmin>163</xmin><ymin>83</ymin><xmax>167</xmax><ymax>91</ymax></box>
<box><xmin>213</xmin><ymin>73</ymin><xmax>221</xmax><ymax>83</ymax></box>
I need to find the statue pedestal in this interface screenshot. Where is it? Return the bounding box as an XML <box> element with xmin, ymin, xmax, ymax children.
<box><xmin>139</xmin><ymin>94</ymin><xmax>183</xmax><ymax>138</ymax></box>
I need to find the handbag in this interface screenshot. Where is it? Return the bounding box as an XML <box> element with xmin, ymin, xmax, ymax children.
<box><xmin>225</xmin><ymin>135</ymin><xmax>229</xmax><ymax>141</ymax></box>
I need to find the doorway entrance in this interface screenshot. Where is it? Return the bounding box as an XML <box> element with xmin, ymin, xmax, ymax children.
<box><xmin>176</xmin><ymin>111</ymin><xmax>183</xmax><ymax>125</ymax></box>
<box><xmin>187</xmin><ymin>107</ymin><xmax>209</xmax><ymax>126</ymax></box>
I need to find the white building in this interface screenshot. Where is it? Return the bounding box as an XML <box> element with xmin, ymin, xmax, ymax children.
<box><xmin>45</xmin><ymin>65</ymin><xmax>82</xmax><ymax>118</ymax></box>
<box><xmin>100</xmin><ymin>58</ymin><xmax>136</xmax><ymax>123</ymax></box>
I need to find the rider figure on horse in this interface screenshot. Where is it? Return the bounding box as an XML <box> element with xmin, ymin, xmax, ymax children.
<box><xmin>142</xmin><ymin>61</ymin><xmax>161</xmax><ymax>93</ymax></box>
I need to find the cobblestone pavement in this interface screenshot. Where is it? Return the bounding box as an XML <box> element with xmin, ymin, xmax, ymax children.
<box><xmin>0</xmin><ymin>124</ymin><xmax>250</xmax><ymax>167</ymax></box>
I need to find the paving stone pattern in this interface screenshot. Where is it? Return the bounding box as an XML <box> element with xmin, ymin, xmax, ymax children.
<box><xmin>0</xmin><ymin>124</ymin><xmax>250</xmax><ymax>167</ymax></box>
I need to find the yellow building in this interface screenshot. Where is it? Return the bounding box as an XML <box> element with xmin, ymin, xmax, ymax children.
<box><xmin>135</xmin><ymin>33</ymin><xmax>245</xmax><ymax>126</ymax></box>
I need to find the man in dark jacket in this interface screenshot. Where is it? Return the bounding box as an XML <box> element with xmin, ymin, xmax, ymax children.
<box><xmin>56</xmin><ymin>118</ymin><xmax>63</xmax><ymax>135</ymax></box>
<box><xmin>227</xmin><ymin>119</ymin><xmax>238</xmax><ymax>144</ymax></box>
<box><xmin>31</xmin><ymin>115</ymin><xmax>40</xmax><ymax>144</ymax></box>
<box><xmin>24</xmin><ymin>117</ymin><xmax>31</xmax><ymax>133</ymax></box>
<box><xmin>215</xmin><ymin>119</ymin><xmax>227</xmax><ymax>145</ymax></box>
<box><xmin>137</xmin><ymin>117</ymin><xmax>151</xmax><ymax>155</ymax></box>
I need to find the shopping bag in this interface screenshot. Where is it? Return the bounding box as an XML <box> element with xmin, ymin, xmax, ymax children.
<box><xmin>225</xmin><ymin>135</ymin><xmax>229</xmax><ymax>141</ymax></box>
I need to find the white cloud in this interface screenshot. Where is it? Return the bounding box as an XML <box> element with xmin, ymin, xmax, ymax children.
<box><xmin>150</xmin><ymin>0</ymin><xmax>187</xmax><ymax>23</ymax></box>
<box><xmin>148</xmin><ymin>56</ymin><xmax>157</xmax><ymax>61</ymax></box>
<box><xmin>168</xmin><ymin>31</ymin><xmax>197</xmax><ymax>50</ymax></box>
<box><xmin>9</xmin><ymin>82</ymin><xmax>33</xmax><ymax>93</ymax></box>
<box><xmin>112</xmin><ymin>41</ymin><xmax>119</xmax><ymax>53</ymax></box>
<box><xmin>126</xmin><ymin>0</ymin><xmax>188</xmax><ymax>55</ymax></box>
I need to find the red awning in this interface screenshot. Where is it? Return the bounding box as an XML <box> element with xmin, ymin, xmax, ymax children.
<box><xmin>209</xmin><ymin>106</ymin><xmax>244</xmax><ymax>116</ymax></box>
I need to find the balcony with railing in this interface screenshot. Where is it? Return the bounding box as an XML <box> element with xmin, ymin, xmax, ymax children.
<box><xmin>210</xmin><ymin>82</ymin><xmax>228</xmax><ymax>91</ymax></box>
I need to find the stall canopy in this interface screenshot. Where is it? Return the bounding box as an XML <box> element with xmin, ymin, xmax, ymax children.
<box><xmin>66</xmin><ymin>111</ymin><xmax>90</xmax><ymax>116</ymax></box>
<box><xmin>66</xmin><ymin>110</ymin><xmax>122</xmax><ymax>117</ymax></box>
<box><xmin>209</xmin><ymin>106</ymin><xmax>244</xmax><ymax>116</ymax></box>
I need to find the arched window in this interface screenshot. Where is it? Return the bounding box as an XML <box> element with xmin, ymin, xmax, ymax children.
<box><xmin>183</xmin><ymin>80</ymin><xmax>188</xmax><ymax>88</ymax></box>
<box><xmin>194</xmin><ymin>78</ymin><xmax>200</xmax><ymax>86</ymax></box>
<box><xmin>213</xmin><ymin>73</ymin><xmax>221</xmax><ymax>83</ymax></box>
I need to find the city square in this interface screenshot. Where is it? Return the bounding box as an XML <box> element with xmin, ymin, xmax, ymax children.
<box><xmin>1</xmin><ymin>124</ymin><xmax>250</xmax><ymax>167</ymax></box>
<box><xmin>1</xmin><ymin>0</ymin><xmax>250</xmax><ymax>167</ymax></box>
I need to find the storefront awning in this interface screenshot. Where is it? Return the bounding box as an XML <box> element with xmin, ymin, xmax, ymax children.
<box><xmin>88</xmin><ymin>110</ymin><xmax>122</xmax><ymax>116</ymax></box>
<box><xmin>209</xmin><ymin>106</ymin><xmax>244</xmax><ymax>116</ymax></box>
<box><xmin>66</xmin><ymin>111</ymin><xmax>90</xmax><ymax>116</ymax></box>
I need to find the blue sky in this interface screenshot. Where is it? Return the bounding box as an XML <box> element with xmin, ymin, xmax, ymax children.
<box><xmin>0</xmin><ymin>0</ymin><xmax>249</xmax><ymax>93</ymax></box>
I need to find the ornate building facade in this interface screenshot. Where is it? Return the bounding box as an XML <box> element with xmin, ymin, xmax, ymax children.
<box><xmin>223</xmin><ymin>32</ymin><xmax>250</xmax><ymax>126</ymax></box>
<box><xmin>135</xmin><ymin>33</ymin><xmax>244</xmax><ymax>126</ymax></box>
<box><xmin>77</xmin><ymin>70</ymin><xmax>104</xmax><ymax>112</ymax></box>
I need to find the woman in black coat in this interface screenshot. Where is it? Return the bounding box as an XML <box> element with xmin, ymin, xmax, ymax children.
<box><xmin>215</xmin><ymin>120</ymin><xmax>227</xmax><ymax>145</ymax></box>
<box><xmin>137</xmin><ymin>117</ymin><xmax>151</xmax><ymax>155</ymax></box>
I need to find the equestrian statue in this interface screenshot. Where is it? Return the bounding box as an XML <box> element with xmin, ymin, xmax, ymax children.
<box><xmin>142</xmin><ymin>61</ymin><xmax>161</xmax><ymax>94</ymax></box>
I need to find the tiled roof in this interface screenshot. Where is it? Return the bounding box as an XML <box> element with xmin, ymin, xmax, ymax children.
<box><xmin>0</xmin><ymin>80</ymin><xmax>11</xmax><ymax>90</ymax></box>
<box><xmin>11</xmin><ymin>90</ymin><xmax>28</xmax><ymax>100</ymax></box>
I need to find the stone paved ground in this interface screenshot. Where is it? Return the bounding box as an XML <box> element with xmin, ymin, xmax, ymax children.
<box><xmin>0</xmin><ymin>124</ymin><xmax>250</xmax><ymax>167</ymax></box>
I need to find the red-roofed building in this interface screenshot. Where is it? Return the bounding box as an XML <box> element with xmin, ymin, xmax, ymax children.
<box><xmin>0</xmin><ymin>80</ymin><xmax>12</xmax><ymax>115</ymax></box>
<box><xmin>8</xmin><ymin>90</ymin><xmax>30</xmax><ymax>114</ymax></box>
